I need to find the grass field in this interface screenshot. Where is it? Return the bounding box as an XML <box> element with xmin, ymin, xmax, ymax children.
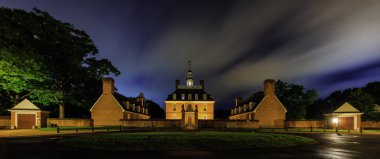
<box><xmin>39</xmin><ymin>126</ymin><xmax>130</xmax><ymax>131</ymax></box>
<box><xmin>58</xmin><ymin>131</ymin><xmax>317</xmax><ymax>150</ymax></box>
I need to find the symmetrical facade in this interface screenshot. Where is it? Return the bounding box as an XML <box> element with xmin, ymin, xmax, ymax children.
<box><xmin>90</xmin><ymin>78</ymin><xmax>150</xmax><ymax>126</ymax></box>
<box><xmin>165</xmin><ymin>63</ymin><xmax>215</xmax><ymax>128</ymax></box>
<box><xmin>229</xmin><ymin>79</ymin><xmax>287</xmax><ymax>128</ymax></box>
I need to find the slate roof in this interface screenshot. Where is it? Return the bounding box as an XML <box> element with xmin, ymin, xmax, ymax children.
<box><xmin>166</xmin><ymin>88</ymin><xmax>214</xmax><ymax>101</ymax></box>
<box><xmin>113</xmin><ymin>92</ymin><xmax>145</xmax><ymax>110</ymax></box>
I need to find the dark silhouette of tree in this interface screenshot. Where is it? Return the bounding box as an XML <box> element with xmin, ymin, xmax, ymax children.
<box><xmin>0</xmin><ymin>7</ymin><xmax>120</xmax><ymax>117</ymax></box>
<box><xmin>215</xmin><ymin>109</ymin><xmax>230</xmax><ymax>119</ymax></box>
<box><xmin>144</xmin><ymin>100</ymin><xmax>165</xmax><ymax>119</ymax></box>
<box><xmin>275</xmin><ymin>80</ymin><xmax>318</xmax><ymax>120</ymax></box>
<box><xmin>363</xmin><ymin>82</ymin><xmax>380</xmax><ymax>104</ymax></box>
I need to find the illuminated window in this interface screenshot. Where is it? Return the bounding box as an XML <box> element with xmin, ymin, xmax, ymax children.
<box><xmin>188</xmin><ymin>94</ymin><xmax>192</xmax><ymax>100</ymax></box>
<box><xmin>195</xmin><ymin>94</ymin><xmax>198</xmax><ymax>100</ymax></box>
<box><xmin>181</xmin><ymin>94</ymin><xmax>185</xmax><ymax>100</ymax></box>
<box><xmin>173</xmin><ymin>94</ymin><xmax>176</xmax><ymax>100</ymax></box>
<box><xmin>203</xmin><ymin>94</ymin><xmax>207</xmax><ymax>100</ymax></box>
<box><xmin>187</xmin><ymin>80</ymin><xmax>193</xmax><ymax>86</ymax></box>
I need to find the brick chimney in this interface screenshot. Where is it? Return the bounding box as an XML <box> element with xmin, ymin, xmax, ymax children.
<box><xmin>175</xmin><ymin>80</ymin><xmax>180</xmax><ymax>89</ymax></box>
<box><xmin>264</xmin><ymin>79</ymin><xmax>276</xmax><ymax>96</ymax></box>
<box><xmin>136</xmin><ymin>93</ymin><xmax>145</xmax><ymax>107</ymax></box>
<box><xmin>102</xmin><ymin>78</ymin><xmax>114</xmax><ymax>95</ymax></box>
<box><xmin>235</xmin><ymin>97</ymin><xmax>242</xmax><ymax>107</ymax></box>
<box><xmin>200</xmin><ymin>80</ymin><xmax>204</xmax><ymax>89</ymax></box>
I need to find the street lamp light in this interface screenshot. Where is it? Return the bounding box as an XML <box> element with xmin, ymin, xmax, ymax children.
<box><xmin>332</xmin><ymin>118</ymin><xmax>338</xmax><ymax>124</ymax></box>
<box><xmin>332</xmin><ymin>117</ymin><xmax>339</xmax><ymax>134</ymax></box>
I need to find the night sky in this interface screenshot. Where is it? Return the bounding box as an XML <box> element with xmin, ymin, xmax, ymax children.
<box><xmin>2</xmin><ymin>0</ymin><xmax>380</xmax><ymax>109</ymax></box>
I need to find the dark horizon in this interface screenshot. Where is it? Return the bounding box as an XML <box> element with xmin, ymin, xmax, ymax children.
<box><xmin>2</xmin><ymin>0</ymin><xmax>380</xmax><ymax>109</ymax></box>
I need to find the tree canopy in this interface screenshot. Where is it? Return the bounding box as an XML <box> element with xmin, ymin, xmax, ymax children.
<box><xmin>0</xmin><ymin>7</ymin><xmax>120</xmax><ymax>116</ymax></box>
<box><xmin>307</xmin><ymin>87</ymin><xmax>377</xmax><ymax>120</ymax></box>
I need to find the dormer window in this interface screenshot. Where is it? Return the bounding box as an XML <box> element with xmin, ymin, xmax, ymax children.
<box><xmin>195</xmin><ymin>94</ymin><xmax>198</xmax><ymax>100</ymax></box>
<box><xmin>203</xmin><ymin>94</ymin><xmax>207</xmax><ymax>100</ymax></box>
<box><xmin>173</xmin><ymin>94</ymin><xmax>176</xmax><ymax>100</ymax></box>
<box><xmin>188</xmin><ymin>94</ymin><xmax>192</xmax><ymax>100</ymax></box>
<box><xmin>181</xmin><ymin>94</ymin><xmax>185</xmax><ymax>100</ymax></box>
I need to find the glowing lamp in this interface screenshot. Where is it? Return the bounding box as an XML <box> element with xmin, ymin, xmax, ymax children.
<box><xmin>332</xmin><ymin>118</ymin><xmax>338</xmax><ymax>123</ymax></box>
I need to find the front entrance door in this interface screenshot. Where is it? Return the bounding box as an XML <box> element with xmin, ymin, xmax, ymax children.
<box><xmin>338</xmin><ymin>117</ymin><xmax>354</xmax><ymax>130</ymax></box>
<box><xmin>17</xmin><ymin>114</ymin><xmax>36</xmax><ymax>129</ymax></box>
<box><xmin>187</xmin><ymin>115</ymin><xmax>193</xmax><ymax>127</ymax></box>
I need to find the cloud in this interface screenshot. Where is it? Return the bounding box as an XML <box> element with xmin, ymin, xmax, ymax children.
<box><xmin>2</xmin><ymin>0</ymin><xmax>380</xmax><ymax>108</ymax></box>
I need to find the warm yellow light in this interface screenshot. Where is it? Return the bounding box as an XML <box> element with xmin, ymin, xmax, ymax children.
<box><xmin>332</xmin><ymin>118</ymin><xmax>338</xmax><ymax>123</ymax></box>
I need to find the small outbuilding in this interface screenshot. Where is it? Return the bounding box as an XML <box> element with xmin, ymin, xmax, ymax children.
<box><xmin>8</xmin><ymin>99</ymin><xmax>50</xmax><ymax>129</ymax></box>
<box><xmin>325</xmin><ymin>102</ymin><xmax>363</xmax><ymax>130</ymax></box>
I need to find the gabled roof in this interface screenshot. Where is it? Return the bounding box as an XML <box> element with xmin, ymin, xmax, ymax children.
<box><xmin>90</xmin><ymin>92</ymin><xmax>148</xmax><ymax>115</ymax></box>
<box><xmin>334</xmin><ymin>102</ymin><xmax>361</xmax><ymax>113</ymax></box>
<box><xmin>253</xmin><ymin>95</ymin><xmax>287</xmax><ymax>113</ymax></box>
<box><xmin>9</xmin><ymin>99</ymin><xmax>40</xmax><ymax>110</ymax></box>
<box><xmin>114</xmin><ymin>92</ymin><xmax>144</xmax><ymax>109</ymax></box>
<box><xmin>231</xmin><ymin>95</ymin><xmax>287</xmax><ymax>115</ymax></box>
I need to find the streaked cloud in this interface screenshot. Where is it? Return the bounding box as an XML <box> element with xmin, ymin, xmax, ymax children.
<box><xmin>1</xmin><ymin>0</ymin><xmax>380</xmax><ymax>108</ymax></box>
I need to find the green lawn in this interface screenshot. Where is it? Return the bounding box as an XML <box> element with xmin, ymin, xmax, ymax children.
<box><xmin>57</xmin><ymin>131</ymin><xmax>317</xmax><ymax>150</ymax></box>
<box><xmin>362</xmin><ymin>129</ymin><xmax>380</xmax><ymax>133</ymax></box>
<box><xmin>258</xmin><ymin>128</ymin><xmax>341</xmax><ymax>133</ymax></box>
<box><xmin>39</xmin><ymin>126</ymin><xmax>123</xmax><ymax>131</ymax></box>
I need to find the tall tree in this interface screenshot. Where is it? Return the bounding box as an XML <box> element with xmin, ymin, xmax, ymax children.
<box><xmin>363</xmin><ymin>82</ymin><xmax>380</xmax><ymax>104</ymax></box>
<box><xmin>0</xmin><ymin>7</ymin><xmax>120</xmax><ymax>117</ymax></box>
<box><xmin>275</xmin><ymin>80</ymin><xmax>318</xmax><ymax>120</ymax></box>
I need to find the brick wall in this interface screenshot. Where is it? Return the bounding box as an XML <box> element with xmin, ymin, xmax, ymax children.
<box><xmin>255</xmin><ymin>95</ymin><xmax>286</xmax><ymax>128</ymax></box>
<box><xmin>286</xmin><ymin>120</ymin><xmax>326</xmax><ymax>128</ymax></box>
<box><xmin>91</xmin><ymin>94</ymin><xmax>124</xmax><ymax>126</ymax></box>
<box><xmin>199</xmin><ymin>120</ymin><xmax>259</xmax><ymax>129</ymax></box>
<box><xmin>47</xmin><ymin>118</ymin><xmax>93</xmax><ymax>127</ymax></box>
<box><xmin>362</xmin><ymin>121</ymin><xmax>380</xmax><ymax>129</ymax></box>
<box><xmin>121</xmin><ymin>119</ymin><xmax>181</xmax><ymax>128</ymax></box>
<box><xmin>0</xmin><ymin>116</ymin><xmax>10</xmax><ymax>128</ymax></box>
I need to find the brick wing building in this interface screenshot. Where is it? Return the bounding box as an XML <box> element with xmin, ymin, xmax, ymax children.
<box><xmin>90</xmin><ymin>78</ymin><xmax>150</xmax><ymax>126</ymax></box>
<box><xmin>165</xmin><ymin>62</ymin><xmax>215</xmax><ymax>128</ymax></box>
<box><xmin>229</xmin><ymin>79</ymin><xmax>287</xmax><ymax>128</ymax></box>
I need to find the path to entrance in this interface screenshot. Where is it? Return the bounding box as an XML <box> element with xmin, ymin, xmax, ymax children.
<box><xmin>1</xmin><ymin>131</ymin><xmax>380</xmax><ymax>159</ymax></box>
